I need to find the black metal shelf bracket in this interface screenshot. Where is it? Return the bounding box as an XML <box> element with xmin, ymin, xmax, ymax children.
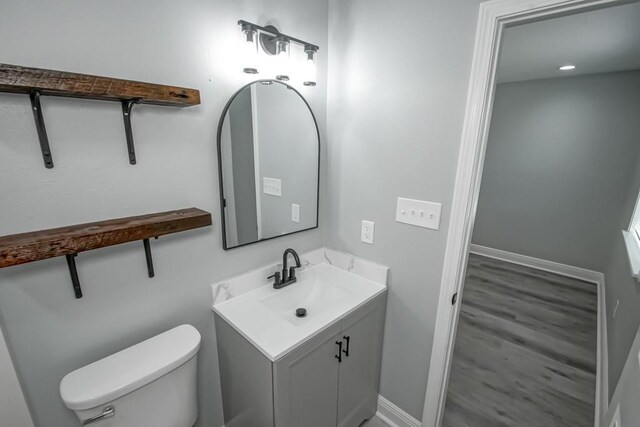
<box><xmin>63</xmin><ymin>239</ymin><xmax>157</xmax><ymax>300</ymax></box>
<box><xmin>122</xmin><ymin>99</ymin><xmax>140</xmax><ymax>165</ymax></box>
<box><xmin>65</xmin><ymin>254</ymin><xmax>83</xmax><ymax>299</ymax></box>
<box><xmin>29</xmin><ymin>90</ymin><xmax>54</xmax><ymax>169</ymax></box>
<box><xmin>143</xmin><ymin>238</ymin><xmax>155</xmax><ymax>278</ymax></box>
<box><xmin>26</xmin><ymin>93</ymin><xmax>144</xmax><ymax>169</ymax></box>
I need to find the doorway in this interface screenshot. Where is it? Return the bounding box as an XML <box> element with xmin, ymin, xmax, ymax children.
<box><xmin>422</xmin><ymin>0</ymin><xmax>640</xmax><ymax>425</ymax></box>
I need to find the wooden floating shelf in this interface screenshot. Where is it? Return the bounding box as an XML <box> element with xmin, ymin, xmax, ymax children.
<box><xmin>0</xmin><ymin>63</ymin><xmax>201</xmax><ymax>168</ymax></box>
<box><xmin>0</xmin><ymin>208</ymin><xmax>211</xmax><ymax>268</ymax></box>
<box><xmin>0</xmin><ymin>208</ymin><xmax>212</xmax><ymax>298</ymax></box>
<box><xmin>0</xmin><ymin>63</ymin><xmax>200</xmax><ymax>106</ymax></box>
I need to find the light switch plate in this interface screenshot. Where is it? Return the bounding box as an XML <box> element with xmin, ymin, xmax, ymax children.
<box><xmin>395</xmin><ymin>197</ymin><xmax>442</xmax><ymax>230</ymax></box>
<box><xmin>263</xmin><ymin>177</ymin><xmax>282</xmax><ymax>197</ymax></box>
<box><xmin>361</xmin><ymin>220</ymin><xmax>375</xmax><ymax>244</ymax></box>
<box><xmin>292</xmin><ymin>203</ymin><xmax>300</xmax><ymax>223</ymax></box>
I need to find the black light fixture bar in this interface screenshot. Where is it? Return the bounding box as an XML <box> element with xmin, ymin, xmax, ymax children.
<box><xmin>237</xmin><ymin>20</ymin><xmax>319</xmax><ymax>51</ymax></box>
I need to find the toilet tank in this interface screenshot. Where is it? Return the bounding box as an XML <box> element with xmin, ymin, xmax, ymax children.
<box><xmin>60</xmin><ymin>324</ymin><xmax>201</xmax><ymax>427</ymax></box>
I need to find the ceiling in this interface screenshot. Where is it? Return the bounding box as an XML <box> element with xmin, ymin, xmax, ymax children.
<box><xmin>497</xmin><ymin>1</ymin><xmax>640</xmax><ymax>83</ymax></box>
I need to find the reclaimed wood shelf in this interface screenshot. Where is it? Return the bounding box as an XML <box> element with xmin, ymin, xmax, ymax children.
<box><xmin>0</xmin><ymin>63</ymin><xmax>201</xmax><ymax>168</ymax></box>
<box><xmin>0</xmin><ymin>208</ymin><xmax>212</xmax><ymax>298</ymax></box>
<box><xmin>0</xmin><ymin>63</ymin><xmax>200</xmax><ymax>106</ymax></box>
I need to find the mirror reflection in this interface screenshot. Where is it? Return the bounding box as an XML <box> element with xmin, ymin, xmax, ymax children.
<box><xmin>217</xmin><ymin>80</ymin><xmax>320</xmax><ymax>249</ymax></box>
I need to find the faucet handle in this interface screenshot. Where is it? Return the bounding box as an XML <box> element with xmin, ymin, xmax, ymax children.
<box><xmin>268</xmin><ymin>271</ymin><xmax>281</xmax><ymax>286</ymax></box>
<box><xmin>289</xmin><ymin>265</ymin><xmax>299</xmax><ymax>281</ymax></box>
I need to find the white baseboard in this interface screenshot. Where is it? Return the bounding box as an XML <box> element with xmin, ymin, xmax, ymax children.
<box><xmin>469</xmin><ymin>244</ymin><xmax>604</xmax><ymax>284</ymax></box>
<box><xmin>376</xmin><ymin>395</ymin><xmax>421</xmax><ymax>427</ymax></box>
<box><xmin>468</xmin><ymin>244</ymin><xmax>608</xmax><ymax>427</ymax></box>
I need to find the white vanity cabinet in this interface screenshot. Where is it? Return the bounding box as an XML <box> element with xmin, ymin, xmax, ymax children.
<box><xmin>215</xmin><ymin>292</ymin><xmax>387</xmax><ymax>427</ymax></box>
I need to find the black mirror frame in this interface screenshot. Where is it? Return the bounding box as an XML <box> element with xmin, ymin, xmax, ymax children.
<box><xmin>216</xmin><ymin>79</ymin><xmax>321</xmax><ymax>250</ymax></box>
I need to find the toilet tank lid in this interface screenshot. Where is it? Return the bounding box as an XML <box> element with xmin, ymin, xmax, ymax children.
<box><xmin>60</xmin><ymin>324</ymin><xmax>201</xmax><ymax>411</ymax></box>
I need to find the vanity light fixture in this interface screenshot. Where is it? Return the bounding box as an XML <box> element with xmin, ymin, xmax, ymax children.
<box><xmin>558</xmin><ymin>64</ymin><xmax>576</xmax><ymax>71</ymax></box>
<box><xmin>237</xmin><ymin>20</ymin><xmax>319</xmax><ymax>85</ymax></box>
<box><xmin>303</xmin><ymin>45</ymin><xmax>318</xmax><ymax>86</ymax></box>
<box><xmin>274</xmin><ymin>36</ymin><xmax>291</xmax><ymax>81</ymax></box>
<box><xmin>240</xmin><ymin>22</ymin><xmax>259</xmax><ymax>74</ymax></box>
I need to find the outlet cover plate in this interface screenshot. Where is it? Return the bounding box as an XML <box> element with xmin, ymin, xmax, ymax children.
<box><xmin>292</xmin><ymin>203</ymin><xmax>300</xmax><ymax>223</ymax></box>
<box><xmin>395</xmin><ymin>197</ymin><xmax>442</xmax><ymax>230</ymax></box>
<box><xmin>361</xmin><ymin>220</ymin><xmax>374</xmax><ymax>244</ymax></box>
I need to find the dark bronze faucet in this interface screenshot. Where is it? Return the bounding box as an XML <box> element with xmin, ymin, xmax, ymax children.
<box><xmin>268</xmin><ymin>248</ymin><xmax>301</xmax><ymax>289</ymax></box>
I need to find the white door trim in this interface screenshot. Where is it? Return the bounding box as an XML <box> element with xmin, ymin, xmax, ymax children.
<box><xmin>420</xmin><ymin>0</ymin><xmax>625</xmax><ymax>426</ymax></box>
<box><xmin>596</xmin><ymin>265</ymin><xmax>609</xmax><ymax>427</ymax></box>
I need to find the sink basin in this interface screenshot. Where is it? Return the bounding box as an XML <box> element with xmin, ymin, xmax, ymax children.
<box><xmin>212</xmin><ymin>251</ymin><xmax>387</xmax><ymax>361</ymax></box>
<box><xmin>259</xmin><ymin>274</ymin><xmax>356</xmax><ymax>325</ymax></box>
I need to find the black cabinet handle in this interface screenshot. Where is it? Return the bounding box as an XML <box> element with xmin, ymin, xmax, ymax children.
<box><xmin>335</xmin><ymin>340</ymin><xmax>343</xmax><ymax>363</ymax></box>
<box><xmin>342</xmin><ymin>336</ymin><xmax>350</xmax><ymax>357</ymax></box>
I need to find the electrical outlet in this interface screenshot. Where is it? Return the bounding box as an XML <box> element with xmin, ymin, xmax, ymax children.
<box><xmin>361</xmin><ymin>220</ymin><xmax>374</xmax><ymax>244</ymax></box>
<box><xmin>292</xmin><ymin>203</ymin><xmax>300</xmax><ymax>223</ymax></box>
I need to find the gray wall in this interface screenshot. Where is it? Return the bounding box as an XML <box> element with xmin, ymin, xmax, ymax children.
<box><xmin>0</xmin><ymin>1</ymin><xmax>328</xmax><ymax>426</ymax></box>
<box><xmin>326</xmin><ymin>0</ymin><xmax>484</xmax><ymax>418</ymax></box>
<box><xmin>0</xmin><ymin>326</ymin><xmax>33</xmax><ymax>427</ymax></box>
<box><xmin>472</xmin><ymin>71</ymin><xmax>640</xmax><ymax>272</ymax></box>
<box><xmin>229</xmin><ymin>88</ymin><xmax>259</xmax><ymax>245</ymax></box>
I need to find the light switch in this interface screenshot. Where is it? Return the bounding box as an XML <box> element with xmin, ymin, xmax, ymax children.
<box><xmin>361</xmin><ymin>220</ymin><xmax>375</xmax><ymax>244</ymax></box>
<box><xmin>395</xmin><ymin>197</ymin><xmax>442</xmax><ymax>230</ymax></box>
<box><xmin>292</xmin><ymin>204</ymin><xmax>300</xmax><ymax>223</ymax></box>
<box><xmin>263</xmin><ymin>177</ymin><xmax>282</xmax><ymax>196</ymax></box>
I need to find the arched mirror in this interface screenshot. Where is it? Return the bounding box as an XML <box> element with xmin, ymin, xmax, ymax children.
<box><xmin>217</xmin><ymin>80</ymin><xmax>320</xmax><ymax>249</ymax></box>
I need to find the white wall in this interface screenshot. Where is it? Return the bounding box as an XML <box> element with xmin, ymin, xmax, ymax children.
<box><xmin>472</xmin><ymin>71</ymin><xmax>640</xmax><ymax>272</ymax></box>
<box><xmin>0</xmin><ymin>1</ymin><xmax>327</xmax><ymax>425</ymax></box>
<box><xmin>326</xmin><ymin>0</ymin><xmax>484</xmax><ymax>418</ymax></box>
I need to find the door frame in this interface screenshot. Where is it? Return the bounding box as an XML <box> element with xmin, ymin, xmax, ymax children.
<box><xmin>420</xmin><ymin>0</ymin><xmax>630</xmax><ymax>425</ymax></box>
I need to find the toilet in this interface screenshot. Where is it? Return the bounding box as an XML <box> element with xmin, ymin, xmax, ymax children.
<box><xmin>60</xmin><ymin>324</ymin><xmax>201</xmax><ymax>427</ymax></box>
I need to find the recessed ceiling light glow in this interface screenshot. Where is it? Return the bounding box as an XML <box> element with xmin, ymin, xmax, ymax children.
<box><xmin>559</xmin><ymin>65</ymin><xmax>576</xmax><ymax>71</ymax></box>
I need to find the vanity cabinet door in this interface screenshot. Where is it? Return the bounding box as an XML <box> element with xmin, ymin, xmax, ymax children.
<box><xmin>273</xmin><ymin>322</ymin><xmax>342</xmax><ymax>427</ymax></box>
<box><xmin>337</xmin><ymin>295</ymin><xmax>387</xmax><ymax>427</ymax></box>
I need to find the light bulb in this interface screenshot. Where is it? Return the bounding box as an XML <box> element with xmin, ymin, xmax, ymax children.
<box><xmin>275</xmin><ymin>37</ymin><xmax>290</xmax><ymax>81</ymax></box>
<box><xmin>241</xmin><ymin>24</ymin><xmax>259</xmax><ymax>74</ymax></box>
<box><xmin>303</xmin><ymin>46</ymin><xmax>317</xmax><ymax>86</ymax></box>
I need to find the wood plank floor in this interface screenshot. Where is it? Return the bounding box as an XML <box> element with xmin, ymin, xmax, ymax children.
<box><xmin>442</xmin><ymin>253</ymin><xmax>597</xmax><ymax>427</ymax></box>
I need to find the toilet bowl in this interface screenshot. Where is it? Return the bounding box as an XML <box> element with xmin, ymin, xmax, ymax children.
<box><xmin>60</xmin><ymin>324</ymin><xmax>201</xmax><ymax>427</ymax></box>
